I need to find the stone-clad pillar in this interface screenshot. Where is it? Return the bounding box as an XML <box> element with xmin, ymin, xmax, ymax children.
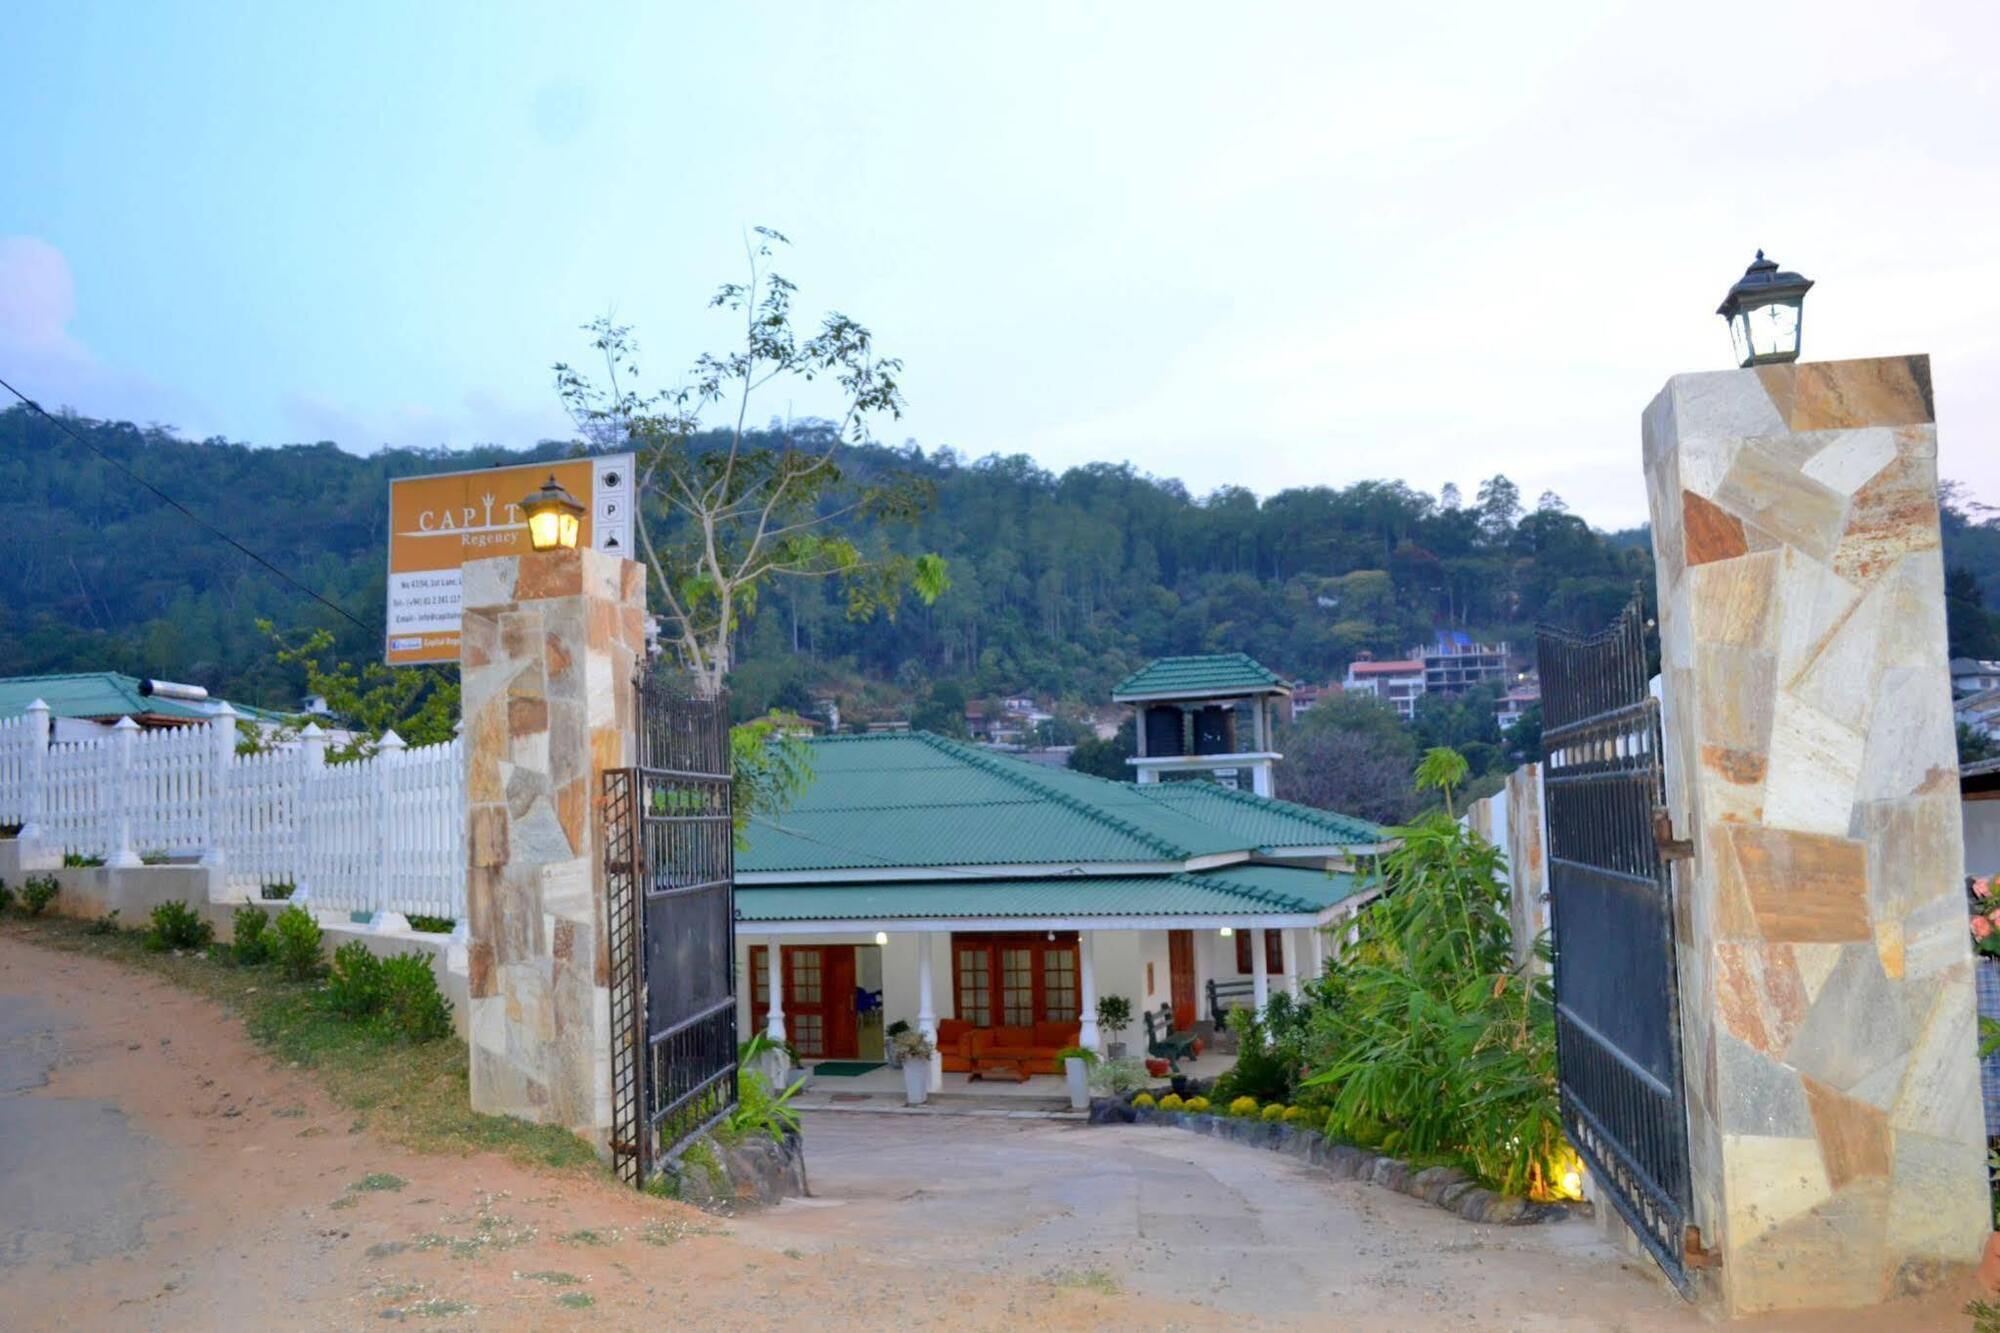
<box><xmin>460</xmin><ymin>546</ymin><xmax>647</xmax><ymax>1150</ymax></box>
<box><xmin>1644</xmin><ymin>355</ymin><xmax>1985</xmax><ymax>1314</ymax></box>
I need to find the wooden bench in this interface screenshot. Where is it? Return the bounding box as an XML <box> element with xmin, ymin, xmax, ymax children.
<box><xmin>1142</xmin><ymin>1004</ymin><xmax>1198</xmax><ymax>1070</ymax></box>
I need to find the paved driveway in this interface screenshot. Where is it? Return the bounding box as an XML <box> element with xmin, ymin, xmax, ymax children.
<box><xmin>734</xmin><ymin>1110</ymin><xmax>1708</xmax><ymax>1329</ymax></box>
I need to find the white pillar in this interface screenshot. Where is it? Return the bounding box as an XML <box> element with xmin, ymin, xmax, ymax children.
<box><xmin>371</xmin><ymin>729</ymin><xmax>408</xmax><ymax>931</ymax></box>
<box><xmin>1078</xmin><ymin>931</ymin><xmax>1100</xmax><ymax>1052</ymax></box>
<box><xmin>1250</xmin><ymin>761</ymin><xmax>1274</xmax><ymax>798</ymax></box>
<box><xmin>1249</xmin><ymin>923</ymin><xmax>1269</xmax><ymax>1017</ymax></box>
<box><xmin>19</xmin><ymin>698</ymin><xmax>49</xmax><ymax>845</ymax></box>
<box><xmin>765</xmin><ymin>942</ymin><xmax>787</xmax><ymax>1043</ymax></box>
<box><xmin>1306</xmin><ymin>922</ymin><xmax>1325</xmax><ymax>981</ymax></box>
<box><xmin>107</xmin><ymin>717</ymin><xmax>140</xmax><ymax>868</ymax></box>
<box><xmin>201</xmin><ymin>703</ymin><xmax>236</xmax><ymax>869</ymax></box>
<box><xmin>1282</xmin><ymin>929</ymin><xmax>1300</xmax><ymax>999</ymax></box>
<box><xmin>916</xmin><ymin>930</ymin><xmax>941</xmax><ymax>1091</ymax></box>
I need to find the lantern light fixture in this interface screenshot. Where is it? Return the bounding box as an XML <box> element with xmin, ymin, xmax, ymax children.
<box><xmin>1218</xmin><ymin>926</ymin><xmax>1235</xmax><ymax>938</ymax></box>
<box><xmin>1717</xmin><ymin>250</ymin><xmax>1813</xmax><ymax>368</ymax></box>
<box><xmin>521</xmin><ymin>474</ymin><xmax>585</xmax><ymax>551</ymax></box>
<box><xmin>874</xmin><ymin>930</ymin><xmax>889</xmax><ymax>946</ymax></box>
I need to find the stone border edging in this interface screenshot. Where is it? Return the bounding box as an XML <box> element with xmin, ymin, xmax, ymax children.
<box><xmin>1088</xmin><ymin>1098</ymin><xmax>1586</xmax><ymax>1226</ymax></box>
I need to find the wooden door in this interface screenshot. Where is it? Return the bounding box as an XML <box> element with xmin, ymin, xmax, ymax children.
<box><xmin>1168</xmin><ymin>930</ymin><xmax>1197</xmax><ymax>1030</ymax></box>
<box><xmin>750</xmin><ymin>945</ymin><xmax>860</xmax><ymax>1060</ymax></box>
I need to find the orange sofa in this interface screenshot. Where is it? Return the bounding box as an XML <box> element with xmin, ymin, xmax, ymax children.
<box><xmin>932</xmin><ymin>1020</ymin><xmax>1083</xmax><ymax>1075</ymax></box>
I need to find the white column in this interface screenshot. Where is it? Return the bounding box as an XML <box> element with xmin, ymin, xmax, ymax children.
<box><xmin>1282</xmin><ymin>929</ymin><xmax>1300</xmax><ymax>999</ymax></box>
<box><xmin>1249</xmin><ymin>923</ymin><xmax>1269</xmax><ymax>1018</ymax></box>
<box><xmin>18</xmin><ymin>698</ymin><xmax>48</xmax><ymax>845</ymax></box>
<box><xmin>916</xmin><ymin>930</ymin><xmax>941</xmax><ymax>1091</ymax></box>
<box><xmin>371</xmin><ymin>729</ymin><xmax>408</xmax><ymax>930</ymax></box>
<box><xmin>107</xmin><ymin>716</ymin><xmax>140</xmax><ymax>868</ymax></box>
<box><xmin>1250</xmin><ymin>761</ymin><xmax>1274</xmax><ymax>798</ymax></box>
<box><xmin>201</xmin><ymin>703</ymin><xmax>236</xmax><ymax>869</ymax></box>
<box><xmin>765</xmin><ymin>942</ymin><xmax>787</xmax><ymax>1043</ymax></box>
<box><xmin>1078</xmin><ymin>931</ymin><xmax>1100</xmax><ymax>1052</ymax></box>
<box><xmin>1306</xmin><ymin>922</ymin><xmax>1325</xmax><ymax>981</ymax></box>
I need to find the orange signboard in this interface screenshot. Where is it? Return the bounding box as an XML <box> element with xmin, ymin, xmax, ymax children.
<box><xmin>385</xmin><ymin>454</ymin><xmax>635</xmax><ymax>665</ymax></box>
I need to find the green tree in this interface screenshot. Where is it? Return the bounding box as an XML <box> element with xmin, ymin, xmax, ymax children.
<box><xmin>553</xmin><ymin>229</ymin><xmax>947</xmax><ymax>691</ymax></box>
<box><xmin>1068</xmin><ymin>716</ymin><xmax>1135</xmax><ymax>780</ymax></box>
<box><xmin>258</xmin><ymin>622</ymin><xmax>458</xmax><ymax>755</ymax></box>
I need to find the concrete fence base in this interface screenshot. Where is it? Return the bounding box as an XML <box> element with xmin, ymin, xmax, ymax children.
<box><xmin>1</xmin><ymin>838</ymin><xmax>470</xmax><ymax>1040</ymax></box>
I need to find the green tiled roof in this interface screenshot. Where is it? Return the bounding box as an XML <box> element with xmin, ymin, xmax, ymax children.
<box><xmin>0</xmin><ymin>672</ymin><xmax>292</xmax><ymax>725</ymax></box>
<box><xmin>1112</xmin><ymin>653</ymin><xmax>1289</xmax><ymax>701</ymax></box>
<box><xmin>736</xmin><ymin>865</ymin><xmax>1371</xmax><ymax>922</ymax></box>
<box><xmin>1124</xmin><ymin>781</ymin><xmax>1384</xmax><ymax>851</ymax></box>
<box><xmin>738</xmin><ymin>732</ymin><xmax>1382</xmax><ymax>875</ymax></box>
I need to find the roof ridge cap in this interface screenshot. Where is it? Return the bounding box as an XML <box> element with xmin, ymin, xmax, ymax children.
<box><xmin>1144</xmin><ymin>777</ymin><xmax>1380</xmax><ymax>838</ymax></box>
<box><xmin>914</xmin><ymin>732</ymin><xmax>1188</xmax><ymax>859</ymax></box>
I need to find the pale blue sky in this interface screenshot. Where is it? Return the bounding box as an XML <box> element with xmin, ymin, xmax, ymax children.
<box><xmin>5</xmin><ymin>2</ymin><xmax>1998</xmax><ymax>527</ymax></box>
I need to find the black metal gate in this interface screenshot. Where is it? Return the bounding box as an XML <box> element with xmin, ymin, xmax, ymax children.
<box><xmin>606</xmin><ymin>669</ymin><xmax>737</xmax><ymax>1186</ymax></box>
<box><xmin>1537</xmin><ymin>597</ymin><xmax>1695</xmax><ymax>1293</ymax></box>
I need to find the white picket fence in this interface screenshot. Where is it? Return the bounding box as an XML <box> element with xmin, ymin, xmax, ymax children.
<box><xmin>0</xmin><ymin>699</ymin><xmax>466</xmax><ymax>921</ymax></box>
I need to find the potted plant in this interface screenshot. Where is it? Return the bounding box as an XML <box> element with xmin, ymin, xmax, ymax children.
<box><xmin>893</xmin><ymin>1029</ymin><xmax>934</xmax><ymax>1105</ymax></box>
<box><xmin>1096</xmin><ymin>995</ymin><xmax>1133</xmax><ymax>1060</ymax></box>
<box><xmin>1056</xmin><ymin>1044</ymin><xmax>1099</xmax><ymax>1110</ymax></box>
<box><xmin>886</xmin><ymin>1019</ymin><xmax>911</xmax><ymax>1067</ymax></box>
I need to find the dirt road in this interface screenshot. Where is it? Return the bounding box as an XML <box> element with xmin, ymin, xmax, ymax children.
<box><xmin>0</xmin><ymin>933</ymin><xmax>1972</xmax><ymax>1330</ymax></box>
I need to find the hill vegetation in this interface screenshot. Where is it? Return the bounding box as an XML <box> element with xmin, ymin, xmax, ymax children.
<box><xmin>5</xmin><ymin>404</ymin><xmax>1998</xmax><ymax>753</ymax></box>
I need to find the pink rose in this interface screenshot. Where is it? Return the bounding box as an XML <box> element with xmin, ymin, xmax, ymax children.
<box><xmin>1979</xmin><ymin>877</ymin><xmax>1996</xmax><ymax>901</ymax></box>
<box><xmin>1974</xmin><ymin>916</ymin><xmax>1994</xmax><ymax>940</ymax></box>
<box><xmin>1988</xmin><ymin>908</ymin><xmax>2000</xmax><ymax>930</ymax></box>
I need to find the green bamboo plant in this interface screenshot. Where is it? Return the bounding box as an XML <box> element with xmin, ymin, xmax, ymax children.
<box><xmin>1300</xmin><ymin>747</ymin><xmax>1571</xmax><ymax>1198</ymax></box>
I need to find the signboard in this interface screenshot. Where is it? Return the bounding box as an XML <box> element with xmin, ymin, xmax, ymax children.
<box><xmin>385</xmin><ymin>454</ymin><xmax>635</xmax><ymax>665</ymax></box>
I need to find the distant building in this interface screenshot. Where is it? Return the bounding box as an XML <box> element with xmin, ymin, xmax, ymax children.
<box><xmin>1421</xmin><ymin>633</ymin><xmax>1514</xmax><ymax>697</ymax></box>
<box><xmin>1343</xmin><ymin>656</ymin><xmax>1427</xmax><ymax>721</ymax></box>
<box><xmin>1951</xmin><ymin>658</ymin><xmax>2000</xmax><ymax>696</ymax></box>
<box><xmin>1495</xmin><ymin>682</ymin><xmax>1540</xmax><ymax>731</ymax></box>
<box><xmin>1113</xmin><ymin>653</ymin><xmax>1290</xmax><ymax>796</ymax></box>
<box><xmin>1000</xmin><ymin>694</ymin><xmax>1037</xmax><ymax>716</ymax></box>
<box><xmin>1289</xmin><ymin>680</ymin><xmax>1337</xmax><ymax>722</ymax></box>
<box><xmin>1959</xmin><ymin>688</ymin><xmax>2000</xmax><ymax>743</ymax></box>
<box><xmin>0</xmin><ymin>672</ymin><xmax>293</xmax><ymax>741</ymax></box>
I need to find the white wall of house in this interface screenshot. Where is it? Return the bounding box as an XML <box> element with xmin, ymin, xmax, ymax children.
<box><xmin>1967</xmin><ymin>797</ymin><xmax>2000</xmax><ymax>879</ymax></box>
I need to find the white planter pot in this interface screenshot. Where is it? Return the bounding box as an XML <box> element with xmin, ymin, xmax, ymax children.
<box><xmin>1064</xmin><ymin>1057</ymin><xmax>1091</xmax><ymax>1110</ymax></box>
<box><xmin>1105</xmin><ymin>1041</ymin><xmax>1127</xmax><ymax>1060</ymax></box>
<box><xmin>903</xmin><ymin>1058</ymin><xmax>930</xmax><ymax>1106</ymax></box>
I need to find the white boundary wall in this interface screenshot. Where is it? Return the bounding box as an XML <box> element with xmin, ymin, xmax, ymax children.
<box><xmin>0</xmin><ymin>698</ymin><xmax>464</xmax><ymax>920</ymax></box>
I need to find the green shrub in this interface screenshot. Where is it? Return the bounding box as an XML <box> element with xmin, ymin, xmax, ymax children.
<box><xmin>1132</xmin><ymin>1092</ymin><xmax>1157</xmax><ymax>1109</ymax></box>
<box><xmin>1153</xmin><ymin>1093</ymin><xmax>1180</xmax><ymax>1110</ymax></box>
<box><xmin>378</xmin><ymin>953</ymin><xmax>453</xmax><ymax>1042</ymax></box>
<box><xmin>272</xmin><ymin>905</ymin><xmax>324</xmax><ymax>980</ymax></box>
<box><xmin>139</xmin><ymin>849</ymin><xmax>171</xmax><ymax>866</ymax></box>
<box><xmin>1227</xmin><ymin>1095</ymin><xmax>1259</xmax><ymax>1118</ymax></box>
<box><xmin>231</xmin><ymin>906</ymin><xmax>274</xmax><ymax>964</ymax></box>
<box><xmin>62</xmin><ymin>851</ymin><xmax>104</xmax><ymax>868</ymax></box>
<box><xmin>1261</xmin><ymin>1103</ymin><xmax>1288</xmax><ymax>1122</ymax></box>
<box><xmin>145</xmin><ymin>899</ymin><xmax>213</xmax><ymax>951</ymax></box>
<box><xmin>1282</xmin><ymin>1105</ymin><xmax>1311</xmax><ymax>1124</ymax></box>
<box><xmin>87</xmin><ymin>909</ymin><xmax>121</xmax><ymax>936</ymax></box>
<box><xmin>22</xmin><ymin>875</ymin><xmax>61</xmax><ymax>915</ymax></box>
<box><xmin>1209</xmin><ymin>1007</ymin><xmax>1297</xmax><ymax>1105</ymax></box>
<box><xmin>0</xmin><ymin>879</ymin><xmax>14</xmax><ymax>912</ymax></box>
<box><xmin>723</xmin><ymin>1065</ymin><xmax>802</xmax><ymax>1144</ymax></box>
<box><xmin>1054</xmin><ymin>1044</ymin><xmax>1099</xmax><ymax>1066</ymax></box>
<box><xmin>259</xmin><ymin>881</ymin><xmax>296</xmax><ymax>901</ymax></box>
<box><xmin>1087</xmin><ymin>1058</ymin><xmax>1148</xmax><ymax>1096</ymax></box>
<box><xmin>1301</xmin><ymin>751</ymin><xmax>1567</xmax><ymax>1199</ymax></box>
<box><xmin>406</xmin><ymin>914</ymin><xmax>454</xmax><ymax>934</ymax></box>
<box><xmin>1183</xmin><ymin>1095</ymin><xmax>1211</xmax><ymax>1114</ymax></box>
<box><xmin>326</xmin><ymin>941</ymin><xmax>386</xmax><ymax>1018</ymax></box>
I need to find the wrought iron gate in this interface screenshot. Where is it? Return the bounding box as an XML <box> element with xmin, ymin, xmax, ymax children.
<box><xmin>1537</xmin><ymin>598</ymin><xmax>1695</xmax><ymax>1293</ymax></box>
<box><xmin>606</xmin><ymin>669</ymin><xmax>738</xmax><ymax>1186</ymax></box>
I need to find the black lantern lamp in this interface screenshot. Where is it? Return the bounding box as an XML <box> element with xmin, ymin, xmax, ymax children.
<box><xmin>521</xmin><ymin>474</ymin><xmax>585</xmax><ymax>551</ymax></box>
<box><xmin>1717</xmin><ymin>251</ymin><xmax>1813</xmax><ymax>368</ymax></box>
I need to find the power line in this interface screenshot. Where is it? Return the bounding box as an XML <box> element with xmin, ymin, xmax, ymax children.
<box><xmin>0</xmin><ymin>375</ymin><xmax>374</xmax><ymax>634</ymax></box>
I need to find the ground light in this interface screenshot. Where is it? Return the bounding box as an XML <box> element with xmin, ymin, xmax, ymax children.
<box><xmin>1717</xmin><ymin>250</ymin><xmax>1813</xmax><ymax>367</ymax></box>
<box><xmin>521</xmin><ymin>474</ymin><xmax>585</xmax><ymax>551</ymax></box>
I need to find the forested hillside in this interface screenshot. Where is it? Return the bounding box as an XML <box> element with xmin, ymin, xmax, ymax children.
<box><xmin>5</xmin><ymin>405</ymin><xmax>1998</xmax><ymax>720</ymax></box>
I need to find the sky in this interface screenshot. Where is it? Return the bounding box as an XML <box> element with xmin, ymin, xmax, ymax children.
<box><xmin>4</xmin><ymin>2</ymin><xmax>1998</xmax><ymax>530</ymax></box>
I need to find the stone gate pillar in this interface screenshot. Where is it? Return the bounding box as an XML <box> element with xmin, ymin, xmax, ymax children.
<box><xmin>1644</xmin><ymin>355</ymin><xmax>1986</xmax><ymax>1314</ymax></box>
<box><xmin>460</xmin><ymin>546</ymin><xmax>647</xmax><ymax>1150</ymax></box>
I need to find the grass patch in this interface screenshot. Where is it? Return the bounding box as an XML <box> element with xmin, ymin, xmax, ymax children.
<box><xmin>2</xmin><ymin>913</ymin><xmax>599</xmax><ymax>1173</ymax></box>
<box><xmin>517</xmin><ymin>1270</ymin><xmax>581</xmax><ymax>1286</ymax></box>
<box><xmin>1048</xmin><ymin>1267</ymin><xmax>1121</xmax><ymax>1296</ymax></box>
<box><xmin>555</xmin><ymin>1292</ymin><xmax>594</xmax><ymax>1310</ymax></box>
<box><xmin>351</xmin><ymin>1172</ymin><xmax>408</xmax><ymax>1192</ymax></box>
<box><xmin>558</xmin><ymin>1227</ymin><xmax>616</xmax><ymax>1246</ymax></box>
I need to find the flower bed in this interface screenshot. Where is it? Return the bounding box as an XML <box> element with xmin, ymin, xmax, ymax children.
<box><xmin>1088</xmin><ymin>1094</ymin><xmax>1586</xmax><ymax>1226</ymax></box>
